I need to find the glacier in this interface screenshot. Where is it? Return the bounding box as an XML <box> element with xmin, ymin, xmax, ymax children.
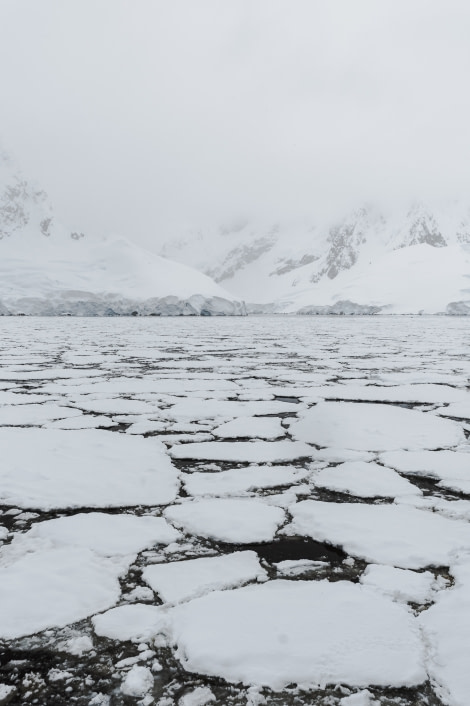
<box><xmin>0</xmin><ymin>149</ymin><xmax>245</xmax><ymax>316</ymax></box>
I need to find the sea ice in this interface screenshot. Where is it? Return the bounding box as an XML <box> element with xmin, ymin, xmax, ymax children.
<box><xmin>0</xmin><ymin>428</ymin><xmax>179</xmax><ymax>509</ymax></box>
<box><xmin>312</xmin><ymin>461</ymin><xmax>421</xmax><ymax>498</ymax></box>
<box><xmin>360</xmin><ymin>565</ymin><xmax>436</xmax><ymax>603</ymax></box>
<box><xmin>169</xmin><ymin>440</ymin><xmax>312</xmax><ymax>463</ymax></box>
<box><xmin>285</xmin><ymin>501</ymin><xmax>470</xmax><ymax>568</ymax></box>
<box><xmin>420</xmin><ymin>559</ymin><xmax>470</xmax><ymax>706</ymax></box>
<box><xmin>92</xmin><ymin>603</ymin><xmax>165</xmax><ymax>642</ymax></box>
<box><xmin>167</xmin><ymin>580</ymin><xmax>425</xmax><ymax>689</ymax></box>
<box><xmin>0</xmin><ymin>512</ymin><xmax>180</xmax><ymax>639</ymax></box>
<box><xmin>292</xmin><ymin>402</ymin><xmax>465</xmax><ymax>451</ymax></box>
<box><xmin>380</xmin><ymin>450</ymin><xmax>470</xmax><ymax>494</ymax></box>
<box><xmin>182</xmin><ymin>465</ymin><xmax>309</xmax><ymax>496</ymax></box>
<box><xmin>142</xmin><ymin>551</ymin><xmax>266</xmax><ymax>603</ymax></box>
<box><xmin>212</xmin><ymin>416</ymin><xmax>285</xmax><ymax>439</ymax></box>
<box><xmin>164</xmin><ymin>498</ymin><xmax>285</xmax><ymax>543</ymax></box>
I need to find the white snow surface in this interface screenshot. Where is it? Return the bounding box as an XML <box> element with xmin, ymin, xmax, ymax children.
<box><xmin>182</xmin><ymin>465</ymin><xmax>309</xmax><ymax>496</ymax></box>
<box><xmin>167</xmin><ymin>580</ymin><xmax>425</xmax><ymax>689</ymax></box>
<box><xmin>161</xmin><ymin>208</ymin><xmax>470</xmax><ymax>314</ymax></box>
<box><xmin>0</xmin><ymin>152</ymin><xmax>244</xmax><ymax>315</ymax></box>
<box><xmin>142</xmin><ymin>551</ymin><xmax>267</xmax><ymax>603</ymax></box>
<box><xmin>312</xmin><ymin>461</ymin><xmax>421</xmax><ymax>498</ymax></box>
<box><xmin>164</xmin><ymin>499</ymin><xmax>285</xmax><ymax>543</ymax></box>
<box><xmin>0</xmin><ymin>513</ymin><xmax>179</xmax><ymax>639</ymax></box>
<box><xmin>285</xmin><ymin>501</ymin><xmax>470</xmax><ymax>568</ymax></box>
<box><xmin>292</xmin><ymin>401</ymin><xmax>464</xmax><ymax>451</ymax></box>
<box><xmin>360</xmin><ymin>565</ymin><xmax>436</xmax><ymax>604</ymax></box>
<box><xmin>0</xmin><ymin>428</ymin><xmax>179</xmax><ymax>509</ymax></box>
<box><xmin>169</xmin><ymin>440</ymin><xmax>312</xmax><ymax>463</ymax></box>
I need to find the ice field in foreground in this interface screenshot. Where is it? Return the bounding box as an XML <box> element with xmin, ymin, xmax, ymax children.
<box><xmin>0</xmin><ymin>315</ymin><xmax>469</xmax><ymax>706</ymax></box>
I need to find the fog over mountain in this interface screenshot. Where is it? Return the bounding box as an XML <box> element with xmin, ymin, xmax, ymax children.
<box><xmin>1</xmin><ymin>1</ymin><xmax>470</xmax><ymax>247</ymax></box>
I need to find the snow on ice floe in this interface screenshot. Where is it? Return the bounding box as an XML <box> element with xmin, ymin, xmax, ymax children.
<box><xmin>167</xmin><ymin>580</ymin><xmax>425</xmax><ymax>690</ymax></box>
<box><xmin>0</xmin><ymin>547</ymin><xmax>121</xmax><ymax>640</ymax></box>
<box><xmin>419</xmin><ymin>559</ymin><xmax>470</xmax><ymax>706</ymax></box>
<box><xmin>0</xmin><ymin>513</ymin><xmax>180</xmax><ymax>639</ymax></box>
<box><xmin>322</xmin><ymin>383</ymin><xmax>469</xmax><ymax>405</ymax></box>
<box><xmin>169</xmin><ymin>440</ymin><xmax>312</xmax><ymax>463</ymax></box>
<box><xmin>142</xmin><ymin>551</ymin><xmax>267</xmax><ymax>603</ymax></box>
<box><xmin>381</xmin><ymin>450</ymin><xmax>470</xmax><ymax>494</ymax></box>
<box><xmin>285</xmin><ymin>501</ymin><xmax>470</xmax><ymax>569</ymax></box>
<box><xmin>435</xmin><ymin>400</ymin><xmax>470</xmax><ymax>421</ymax></box>
<box><xmin>93</xmin><ymin>603</ymin><xmax>166</xmax><ymax>642</ymax></box>
<box><xmin>359</xmin><ymin>565</ymin><xmax>437</xmax><ymax>603</ymax></box>
<box><xmin>0</xmin><ymin>428</ymin><xmax>179</xmax><ymax>509</ymax></box>
<box><xmin>21</xmin><ymin>512</ymin><xmax>181</xmax><ymax>556</ymax></box>
<box><xmin>182</xmin><ymin>465</ymin><xmax>309</xmax><ymax>496</ymax></box>
<box><xmin>212</xmin><ymin>416</ymin><xmax>285</xmax><ymax>439</ymax></box>
<box><xmin>92</xmin><ymin>581</ymin><xmax>425</xmax><ymax>690</ymax></box>
<box><xmin>164</xmin><ymin>498</ymin><xmax>285</xmax><ymax>543</ymax></box>
<box><xmin>291</xmin><ymin>401</ymin><xmax>465</xmax><ymax>451</ymax></box>
<box><xmin>0</xmin><ymin>402</ymin><xmax>83</xmax><ymax>426</ymax></box>
<box><xmin>311</xmin><ymin>461</ymin><xmax>421</xmax><ymax>498</ymax></box>
<box><xmin>165</xmin><ymin>399</ymin><xmax>300</xmax><ymax>422</ymax></box>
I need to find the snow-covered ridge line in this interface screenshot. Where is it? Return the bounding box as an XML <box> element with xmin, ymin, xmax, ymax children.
<box><xmin>162</xmin><ymin>208</ymin><xmax>470</xmax><ymax>314</ymax></box>
<box><xmin>0</xmin><ymin>148</ymin><xmax>245</xmax><ymax>316</ymax></box>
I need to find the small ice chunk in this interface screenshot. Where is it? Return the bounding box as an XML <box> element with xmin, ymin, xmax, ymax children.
<box><xmin>179</xmin><ymin>686</ymin><xmax>216</xmax><ymax>706</ymax></box>
<box><xmin>275</xmin><ymin>559</ymin><xmax>327</xmax><ymax>576</ymax></box>
<box><xmin>340</xmin><ymin>691</ymin><xmax>378</xmax><ymax>705</ymax></box>
<box><xmin>63</xmin><ymin>635</ymin><xmax>93</xmax><ymax>656</ymax></box>
<box><xmin>120</xmin><ymin>665</ymin><xmax>154</xmax><ymax>697</ymax></box>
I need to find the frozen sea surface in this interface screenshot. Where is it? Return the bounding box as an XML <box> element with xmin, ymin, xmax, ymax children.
<box><xmin>0</xmin><ymin>315</ymin><xmax>469</xmax><ymax>706</ymax></box>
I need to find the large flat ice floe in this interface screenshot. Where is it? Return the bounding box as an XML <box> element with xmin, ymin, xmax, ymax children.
<box><xmin>142</xmin><ymin>551</ymin><xmax>267</xmax><ymax>603</ymax></box>
<box><xmin>285</xmin><ymin>501</ymin><xmax>470</xmax><ymax>568</ymax></box>
<box><xmin>169</xmin><ymin>440</ymin><xmax>312</xmax><ymax>463</ymax></box>
<box><xmin>182</xmin><ymin>465</ymin><xmax>309</xmax><ymax>496</ymax></box>
<box><xmin>0</xmin><ymin>513</ymin><xmax>180</xmax><ymax>639</ymax></box>
<box><xmin>0</xmin><ymin>428</ymin><xmax>179</xmax><ymax>509</ymax></box>
<box><xmin>381</xmin><ymin>450</ymin><xmax>470</xmax><ymax>494</ymax></box>
<box><xmin>420</xmin><ymin>560</ymin><xmax>470</xmax><ymax>706</ymax></box>
<box><xmin>311</xmin><ymin>461</ymin><xmax>421</xmax><ymax>498</ymax></box>
<box><xmin>164</xmin><ymin>498</ymin><xmax>285</xmax><ymax>543</ymax></box>
<box><xmin>291</xmin><ymin>401</ymin><xmax>465</xmax><ymax>451</ymax></box>
<box><xmin>94</xmin><ymin>581</ymin><xmax>425</xmax><ymax>690</ymax></box>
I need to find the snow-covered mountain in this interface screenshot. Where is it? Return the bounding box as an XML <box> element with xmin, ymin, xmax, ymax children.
<box><xmin>0</xmin><ymin>150</ymin><xmax>245</xmax><ymax>316</ymax></box>
<box><xmin>161</xmin><ymin>205</ymin><xmax>470</xmax><ymax>314</ymax></box>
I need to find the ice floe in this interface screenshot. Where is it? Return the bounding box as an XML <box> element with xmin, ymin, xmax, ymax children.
<box><xmin>169</xmin><ymin>440</ymin><xmax>312</xmax><ymax>463</ymax></box>
<box><xmin>142</xmin><ymin>551</ymin><xmax>266</xmax><ymax>603</ymax></box>
<box><xmin>182</xmin><ymin>465</ymin><xmax>309</xmax><ymax>496</ymax></box>
<box><xmin>0</xmin><ymin>428</ymin><xmax>179</xmax><ymax>509</ymax></box>
<box><xmin>166</xmin><ymin>580</ymin><xmax>425</xmax><ymax>689</ymax></box>
<box><xmin>359</xmin><ymin>564</ymin><xmax>436</xmax><ymax>603</ymax></box>
<box><xmin>285</xmin><ymin>501</ymin><xmax>470</xmax><ymax>568</ymax></box>
<box><xmin>164</xmin><ymin>498</ymin><xmax>285</xmax><ymax>543</ymax></box>
<box><xmin>292</xmin><ymin>401</ymin><xmax>465</xmax><ymax>451</ymax></box>
<box><xmin>0</xmin><ymin>513</ymin><xmax>180</xmax><ymax>639</ymax></box>
<box><xmin>311</xmin><ymin>461</ymin><xmax>421</xmax><ymax>498</ymax></box>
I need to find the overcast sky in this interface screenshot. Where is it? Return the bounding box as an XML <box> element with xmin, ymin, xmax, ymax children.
<box><xmin>1</xmin><ymin>1</ymin><xmax>470</xmax><ymax>248</ymax></box>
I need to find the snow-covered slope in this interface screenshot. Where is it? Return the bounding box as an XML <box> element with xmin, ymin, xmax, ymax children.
<box><xmin>161</xmin><ymin>206</ymin><xmax>470</xmax><ymax>314</ymax></box>
<box><xmin>0</xmin><ymin>150</ymin><xmax>245</xmax><ymax>316</ymax></box>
